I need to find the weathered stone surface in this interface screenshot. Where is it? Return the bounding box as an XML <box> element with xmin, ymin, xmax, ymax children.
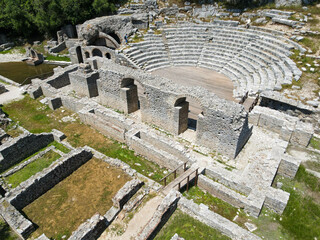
<box><xmin>6</xmin><ymin>148</ymin><xmax>93</xmax><ymax>210</ymax></box>
<box><xmin>178</xmin><ymin>197</ymin><xmax>261</xmax><ymax>240</ymax></box>
<box><xmin>0</xmin><ymin>200</ymin><xmax>34</xmax><ymax>239</ymax></box>
<box><xmin>137</xmin><ymin>190</ymin><xmax>181</xmax><ymax>240</ymax></box>
<box><xmin>0</xmin><ymin>83</ymin><xmax>7</xmax><ymax>94</ymax></box>
<box><xmin>51</xmin><ymin>129</ymin><xmax>66</xmax><ymax>142</ymax></box>
<box><xmin>0</xmin><ymin>133</ymin><xmax>54</xmax><ymax>173</ymax></box>
<box><xmin>69</xmin><ymin>213</ymin><xmax>107</xmax><ymax>240</ymax></box>
<box><xmin>112</xmin><ymin>179</ymin><xmax>144</xmax><ymax>209</ymax></box>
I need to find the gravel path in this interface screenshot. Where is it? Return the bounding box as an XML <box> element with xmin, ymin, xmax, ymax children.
<box><xmin>0</xmin><ymin>53</ymin><xmax>25</xmax><ymax>63</ymax></box>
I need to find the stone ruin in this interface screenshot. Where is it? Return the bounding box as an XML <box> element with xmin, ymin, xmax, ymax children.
<box><xmin>2</xmin><ymin>1</ymin><xmax>320</xmax><ymax>239</ymax></box>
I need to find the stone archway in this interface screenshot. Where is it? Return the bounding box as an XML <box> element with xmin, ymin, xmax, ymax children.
<box><xmin>92</xmin><ymin>48</ymin><xmax>103</xmax><ymax>57</ymax></box>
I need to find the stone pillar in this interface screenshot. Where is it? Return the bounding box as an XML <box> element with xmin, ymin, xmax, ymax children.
<box><xmin>69</xmin><ymin>64</ymin><xmax>99</xmax><ymax>98</ymax></box>
<box><xmin>120</xmin><ymin>84</ymin><xmax>139</xmax><ymax>114</ymax></box>
<box><xmin>173</xmin><ymin>101</ymin><xmax>189</xmax><ymax>135</ymax></box>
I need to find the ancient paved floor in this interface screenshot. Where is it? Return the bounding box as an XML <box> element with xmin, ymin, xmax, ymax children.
<box><xmin>151</xmin><ymin>66</ymin><xmax>236</xmax><ymax>120</ymax></box>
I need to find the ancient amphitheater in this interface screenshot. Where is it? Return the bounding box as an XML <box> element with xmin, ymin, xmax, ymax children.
<box><xmin>1</xmin><ymin>1</ymin><xmax>320</xmax><ymax>240</ymax></box>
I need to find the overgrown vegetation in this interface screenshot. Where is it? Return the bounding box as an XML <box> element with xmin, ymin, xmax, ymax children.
<box><xmin>5</xmin><ymin>150</ymin><xmax>61</xmax><ymax>188</ymax></box>
<box><xmin>0</xmin><ymin>0</ymin><xmax>128</xmax><ymax>38</ymax></box>
<box><xmin>310</xmin><ymin>136</ymin><xmax>320</xmax><ymax>150</ymax></box>
<box><xmin>271</xmin><ymin>166</ymin><xmax>320</xmax><ymax>239</ymax></box>
<box><xmin>183</xmin><ymin>186</ymin><xmax>248</xmax><ymax>227</ymax></box>
<box><xmin>2</xmin><ymin>95</ymin><xmax>166</xmax><ymax>182</ymax></box>
<box><xmin>154</xmin><ymin>210</ymin><xmax>230</xmax><ymax>240</ymax></box>
<box><xmin>0</xmin><ymin>219</ymin><xmax>19</xmax><ymax>240</ymax></box>
<box><xmin>45</xmin><ymin>55</ymin><xmax>71</xmax><ymax>62</ymax></box>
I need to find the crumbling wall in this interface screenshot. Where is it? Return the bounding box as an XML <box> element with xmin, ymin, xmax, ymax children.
<box><xmin>0</xmin><ymin>200</ymin><xmax>34</xmax><ymax>239</ymax></box>
<box><xmin>6</xmin><ymin>148</ymin><xmax>93</xmax><ymax>210</ymax></box>
<box><xmin>137</xmin><ymin>190</ymin><xmax>181</xmax><ymax>240</ymax></box>
<box><xmin>0</xmin><ymin>133</ymin><xmax>54</xmax><ymax>172</ymax></box>
<box><xmin>249</xmin><ymin>106</ymin><xmax>313</xmax><ymax>147</ymax></box>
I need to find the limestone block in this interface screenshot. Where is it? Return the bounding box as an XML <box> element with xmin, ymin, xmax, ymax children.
<box><xmin>290</xmin><ymin>121</ymin><xmax>313</xmax><ymax>147</ymax></box>
<box><xmin>35</xmin><ymin>234</ymin><xmax>50</xmax><ymax>240</ymax></box>
<box><xmin>28</xmin><ymin>86</ymin><xmax>43</xmax><ymax>99</ymax></box>
<box><xmin>48</xmin><ymin>97</ymin><xmax>62</xmax><ymax>110</ymax></box>
<box><xmin>0</xmin><ymin>200</ymin><xmax>35</xmax><ymax>239</ymax></box>
<box><xmin>248</xmin><ymin>111</ymin><xmax>260</xmax><ymax>126</ymax></box>
<box><xmin>280</xmin><ymin>121</ymin><xmax>295</xmax><ymax>142</ymax></box>
<box><xmin>51</xmin><ymin>129</ymin><xmax>66</xmax><ymax>142</ymax></box>
<box><xmin>278</xmin><ymin>154</ymin><xmax>301</xmax><ymax>179</ymax></box>
<box><xmin>69</xmin><ymin>213</ymin><xmax>107</xmax><ymax>240</ymax></box>
<box><xmin>112</xmin><ymin>179</ymin><xmax>144</xmax><ymax>209</ymax></box>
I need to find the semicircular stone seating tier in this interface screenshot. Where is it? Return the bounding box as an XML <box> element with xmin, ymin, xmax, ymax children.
<box><xmin>122</xmin><ymin>22</ymin><xmax>302</xmax><ymax>98</ymax></box>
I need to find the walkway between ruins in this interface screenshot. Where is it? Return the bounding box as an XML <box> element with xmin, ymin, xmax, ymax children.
<box><xmin>0</xmin><ymin>85</ymin><xmax>24</xmax><ymax>105</ymax></box>
<box><xmin>99</xmin><ymin>195</ymin><xmax>163</xmax><ymax>240</ymax></box>
<box><xmin>162</xmin><ymin>167</ymin><xmax>199</xmax><ymax>196</ymax></box>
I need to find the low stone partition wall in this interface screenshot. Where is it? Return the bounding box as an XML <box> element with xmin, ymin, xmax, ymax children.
<box><xmin>178</xmin><ymin>197</ymin><xmax>261</xmax><ymax>240</ymax></box>
<box><xmin>78</xmin><ymin>106</ymin><xmax>134</xmax><ymax>142</ymax></box>
<box><xmin>205</xmin><ymin>167</ymin><xmax>252</xmax><ymax>196</ymax></box>
<box><xmin>0</xmin><ymin>132</ymin><xmax>54</xmax><ymax>173</ymax></box>
<box><xmin>137</xmin><ymin>190</ymin><xmax>181</xmax><ymax>240</ymax></box>
<box><xmin>6</xmin><ymin>148</ymin><xmax>93</xmax><ymax>210</ymax></box>
<box><xmin>198</xmin><ymin>175</ymin><xmax>248</xmax><ymax>209</ymax></box>
<box><xmin>126</xmin><ymin>130</ymin><xmax>186</xmax><ymax>171</ymax></box>
<box><xmin>112</xmin><ymin>179</ymin><xmax>144</xmax><ymax>209</ymax></box>
<box><xmin>249</xmin><ymin>106</ymin><xmax>313</xmax><ymax>147</ymax></box>
<box><xmin>277</xmin><ymin>154</ymin><xmax>301</xmax><ymax>179</ymax></box>
<box><xmin>68</xmin><ymin>213</ymin><xmax>107</xmax><ymax>240</ymax></box>
<box><xmin>44</xmin><ymin>65</ymin><xmax>78</xmax><ymax>89</ymax></box>
<box><xmin>0</xmin><ymin>199</ymin><xmax>34</xmax><ymax>239</ymax></box>
<box><xmin>69</xmin><ymin>178</ymin><xmax>143</xmax><ymax>240</ymax></box>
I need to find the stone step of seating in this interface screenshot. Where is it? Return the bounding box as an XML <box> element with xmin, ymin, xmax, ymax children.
<box><xmin>139</xmin><ymin>58</ymin><xmax>170</xmax><ymax>69</ymax></box>
<box><xmin>135</xmin><ymin>54</ymin><xmax>169</xmax><ymax>65</ymax></box>
<box><xmin>145</xmin><ymin>61</ymin><xmax>171</xmax><ymax>70</ymax></box>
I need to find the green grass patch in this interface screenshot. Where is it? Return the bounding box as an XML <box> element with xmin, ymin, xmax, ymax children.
<box><xmin>2</xmin><ymin>95</ymin><xmax>166</xmax><ymax>182</ymax></box>
<box><xmin>310</xmin><ymin>136</ymin><xmax>320</xmax><ymax>150</ymax></box>
<box><xmin>154</xmin><ymin>209</ymin><xmax>230</xmax><ymax>240</ymax></box>
<box><xmin>183</xmin><ymin>186</ymin><xmax>247</xmax><ymax>226</ymax></box>
<box><xmin>271</xmin><ymin>165</ymin><xmax>320</xmax><ymax>239</ymax></box>
<box><xmin>0</xmin><ymin>219</ymin><xmax>19</xmax><ymax>240</ymax></box>
<box><xmin>45</xmin><ymin>55</ymin><xmax>71</xmax><ymax>62</ymax></box>
<box><xmin>304</xmin><ymin>160</ymin><xmax>320</xmax><ymax>172</ymax></box>
<box><xmin>49</xmin><ymin>141</ymin><xmax>70</xmax><ymax>154</ymax></box>
<box><xmin>5</xmin><ymin>150</ymin><xmax>61</xmax><ymax>188</ymax></box>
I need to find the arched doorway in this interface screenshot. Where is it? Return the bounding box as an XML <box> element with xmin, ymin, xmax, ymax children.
<box><xmin>105</xmin><ymin>53</ymin><xmax>111</xmax><ymax>59</ymax></box>
<box><xmin>76</xmin><ymin>46</ymin><xmax>84</xmax><ymax>63</ymax></box>
<box><xmin>85</xmin><ymin>51</ymin><xmax>90</xmax><ymax>58</ymax></box>
<box><xmin>120</xmin><ymin>78</ymin><xmax>139</xmax><ymax>113</ymax></box>
<box><xmin>108</xmin><ymin>32</ymin><xmax>121</xmax><ymax>45</ymax></box>
<box><xmin>92</xmin><ymin>48</ymin><xmax>103</xmax><ymax>57</ymax></box>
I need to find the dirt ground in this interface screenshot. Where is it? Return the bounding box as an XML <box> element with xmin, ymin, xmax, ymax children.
<box><xmin>23</xmin><ymin>158</ymin><xmax>131</xmax><ymax>239</ymax></box>
<box><xmin>152</xmin><ymin>66</ymin><xmax>236</xmax><ymax>120</ymax></box>
<box><xmin>99</xmin><ymin>195</ymin><xmax>163</xmax><ymax>240</ymax></box>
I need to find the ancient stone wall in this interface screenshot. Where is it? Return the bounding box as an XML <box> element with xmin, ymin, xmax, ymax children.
<box><xmin>178</xmin><ymin>196</ymin><xmax>261</xmax><ymax>240</ymax></box>
<box><xmin>0</xmin><ymin>133</ymin><xmax>54</xmax><ymax>172</ymax></box>
<box><xmin>69</xmin><ymin>213</ymin><xmax>107</xmax><ymax>240</ymax></box>
<box><xmin>6</xmin><ymin>148</ymin><xmax>93</xmax><ymax>210</ymax></box>
<box><xmin>0</xmin><ymin>200</ymin><xmax>34</xmax><ymax>239</ymax></box>
<box><xmin>249</xmin><ymin>106</ymin><xmax>313</xmax><ymax>147</ymax></box>
<box><xmin>137</xmin><ymin>190</ymin><xmax>181</xmax><ymax>240</ymax></box>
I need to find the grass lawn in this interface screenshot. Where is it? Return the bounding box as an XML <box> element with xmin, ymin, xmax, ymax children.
<box><xmin>309</xmin><ymin>136</ymin><xmax>320</xmax><ymax>150</ymax></box>
<box><xmin>45</xmin><ymin>55</ymin><xmax>71</xmax><ymax>62</ymax></box>
<box><xmin>154</xmin><ymin>209</ymin><xmax>230</xmax><ymax>240</ymax></box>
<box><xmin>5</xmin><ymin>150</ymin><xmax>61</xmax><ymax>188</ymax></box>
<box><xmin>183</xmin><ymin>186</ymin><xmax>248</xmax><ymax>227</ymax></box>
<box><xmin>2</xmin><ymin>95</ymin><xmax>166</xmax><ymax>182</ymax></box>
<box><xmin>23</xmin><ymin>157</ymin><xmax>131</xmax><ymax>240</ymax></box>
<box><xmin>0</xmin><ymin>219</ymin><xmax>19</xmax><ymax>240</ymax></box>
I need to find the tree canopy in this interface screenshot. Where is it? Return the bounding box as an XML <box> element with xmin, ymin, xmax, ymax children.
<box><xmin>0</xmin><ymin>0</ymin><xmax>123</xmax><ymax>38</ymax></box>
